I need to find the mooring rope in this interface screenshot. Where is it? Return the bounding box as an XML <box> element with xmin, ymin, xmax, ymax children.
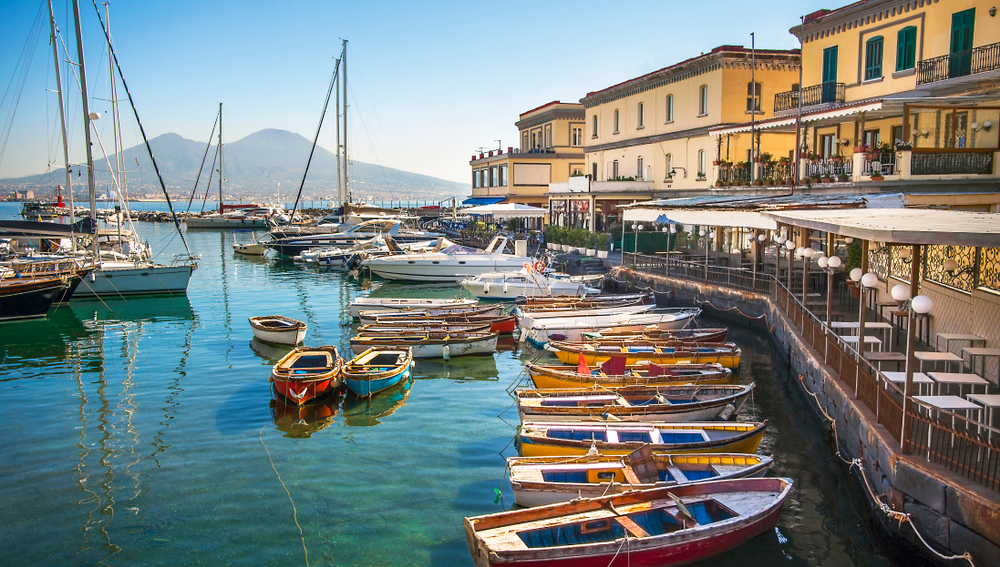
<box><xmin>259</xmin><ymin>428</ymin><xmax>310</xmax><ymax>567</ymax></box>
<box><xmin>796</xmin><ymin>377</ymin><xmax>975</xmax><ymax>566</ymax></box>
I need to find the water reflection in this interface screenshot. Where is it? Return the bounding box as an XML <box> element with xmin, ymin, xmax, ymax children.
<box><xmin>342</xmin><ymin>379</ymin><xmax>412</xmax><ymax>427</ymax></box>
<box><xmin>248</xmin><ymin>337</ymin><xmax>293</xmax><ymax>362</ymax></box>
<box><xmin>270</xmin><ymin>388</ymin><xmax>344</xmax><ymax>438</ymax></box>
<box><xmin>413</xmin><ymin>355</ymin><xmax>500</xmax><ymax>382</ymax></box>
<box><xmin>69</xmin><ymin>295</ymin><xmax>195</xmax><ymax>324</ymax></box>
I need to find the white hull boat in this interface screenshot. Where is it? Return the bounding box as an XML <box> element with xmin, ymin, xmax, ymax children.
<box><xmin>349</xmin><ymin>332</ymin><xmax>498</xmax><ymax>358</ymax></box>
<box><xmin>521</xmin><ymin>308</ymin><xmax>701</xmax><ymax>346</ymax></box>
<box><xmin>349</xmin><ymin>297</ymin><xmax>479</xmax><ymax>319</ymax></box>
<box><xmin>459</xmin><ymin>268</ymin><xmax>601</xmax><ymax>300</ymax></box>
<box><xmin>249</xmin><ymin>315</ymin><xmax>307</xmax><ymax>345</ymax></box>
<box><xmin>361</xmin><ymin>236</ymin><xmax>533</xmax><ymax>282</ymax></box>
<box><xmin>74</xmin><ymin>262</ymin><xmax>194</xmax><ymax>297</ymax></box>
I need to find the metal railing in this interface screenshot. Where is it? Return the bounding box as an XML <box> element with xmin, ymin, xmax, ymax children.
<box><xmin>624</xmin><ymin>254</ymin><xmax>1000</xmax><ymax>493</ymax></box>
<box><xmin>774</xmin><ymin>82</ymin><xmax>845</xmax><ymax>112</ymax></box>
<box><xmin>863</xmin><ymin>153</ymin><xmax>897</xmax><ymax>176</ymax></box>
<box><xmin>916</xmin><ymin>41</ymin><xmax>1000</xmax><ymax>85</ymax></box>
<box><xmin>911</xmin><ymin>150</ymin><xmax>994</xmax><ymax>175</ymax></box>
<box><xmin>806</xmin><ymin>158</ymin><xmax>853</xmax><ymax>179</ymax></box>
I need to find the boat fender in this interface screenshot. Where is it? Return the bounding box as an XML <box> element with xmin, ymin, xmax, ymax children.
<box><xmin>89</xmin><ymin>272</ymin><xmax>96</xmax><ymax>282</ymax></box>
<box><xmin>483</xmin><ymin>281</ymin><xmax>490</xmax><ymax>294</ymax></box>
<box><xmin>442</xmin><ymin>344</ymin><xmax>450</xmax><ymax>360</ymax></box>
<box><xmin>534</xmin><ymin>261</ymin><xmax>546</xmax><ymax>272</ymax></box>
<box><xmin>503</xmin><ymin>281</ymin><xmax>508</xmax><ymax>294</ymax></box>
<box><xmin>717</xmin><ymin>403</ymin><xmax>737</xmax><ymax>421</ymax></box>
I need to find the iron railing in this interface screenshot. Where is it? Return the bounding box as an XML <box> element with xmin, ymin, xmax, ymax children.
<box><xmin>863</xmin><ymin>153</ymin><xmax>897</xmax><ymax>176</ymax></box>
<box><xmin>806</xmin><ymin>158</ymin><xmax>853</xmax><ymax>179</ymax></box>
<box><xmin>774</xmin><ymin>82</ymin><xmax>845</xmax><ymax>112</ymax></box>
<box><xmin>916</xmin><ymin>41</ymin><xmax>1000</xmax><ymax>85</ymax></box>
<box><xmin>623</xmin><ymin>253</ymin><xmax>1000</xmax><ymax>493</ymax></box>
<box><xmin>911</xmin><ymin>150</ymin><xmax>994</xmax><ymax>175</ymax></box>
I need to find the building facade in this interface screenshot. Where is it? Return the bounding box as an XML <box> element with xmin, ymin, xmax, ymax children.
<box><xmin>467</xmin><ymin>102</ymin><xmax>585</xmax><ymax>208</ymax></box>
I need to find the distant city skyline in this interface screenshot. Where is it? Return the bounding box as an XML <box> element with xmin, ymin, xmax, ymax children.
<box><xmin>0</xmin><ymin>0</ymin><xmax>830</xmax><ymax>185</ymax></box>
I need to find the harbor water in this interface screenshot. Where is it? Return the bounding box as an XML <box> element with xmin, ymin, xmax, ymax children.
<box><xmin>0</xmin><ymin>202</ymin><xmax>931</xmax><ymax>566</ymax></box>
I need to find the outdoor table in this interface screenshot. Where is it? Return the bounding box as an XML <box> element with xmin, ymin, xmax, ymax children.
<box><xmin>960</xmin><ymin>347</ymin><xmax>1000</xmax><ymax>377</ymax></box>
<box><xmin>864</xmin><ymin>351</ymin><xmax>907</xmax><ymax>371</ymax></box>
<box><xmin>935</xmin><ymin>333</ymin><xmax>985</xmax><ymax>354</ymax></box>
<box><xmin>841</xmin><ymin>335</ymin><xmax>882</xmax><ymax>351</ymax></box>
<box><xmin>881</xmin><ymin>371</ymin><xmax>933</xmax><ymax>396</ymax></box>
<box><xmin>912</xmin><ymin>395</ymin><xmax>982</xmax><ymax>455</ymax></box>
<box><xmin>914</xmin><ymin>351</ymin><xmax>963</xmax><ymax>374</ymax></box>
<box><xmin>830</xmin><ymin>321</ymin><xmax>893</xmax><ymax>345</ymax></box>
<box><xmin>967</xmin><ymin>394</ymin><xmax>1000</xmax><ymax>443</ymax></box>
<box><xmin>927</xmin><ymin>372</ymin><xmax>990</xmax><ymax>397</ymax></box>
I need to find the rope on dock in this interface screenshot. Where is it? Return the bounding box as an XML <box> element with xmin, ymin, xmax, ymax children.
<box><xmin>259</xmin><ymin>428</ymin><xmax>310</xmax><ymax>567</ymax></box>
<box><xmin>796</xmin><ymin>376</ymin><xmax>975</xmax><ymax>566</ymax></box>
<box><xmin>690</xmin><ymin>296</ymin><xmax>775</xmax><ymax>333</ymax></box>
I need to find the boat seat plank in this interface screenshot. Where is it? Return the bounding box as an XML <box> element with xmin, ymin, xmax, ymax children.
<box><xmin>622</xmin><ymin>466</ymin><xmax>641</xmax><ymax>485</ymax></box>
<box><xmin>613</xmin><ymin>516</ymin><xmax>650</xmax><ymax>538</ymax></box>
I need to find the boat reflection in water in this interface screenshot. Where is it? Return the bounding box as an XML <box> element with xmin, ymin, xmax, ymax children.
<box><xmin>270</xmin><ymin>388</ymin><xmax>344</xmax><ymax>439</ymax></box>
<box><xmin>249</xmin><ymin>337</ymin><xmax>293</xmax><ymax>362</ymax></box>
<box><xmin>414</xmin><ymin>355</ymin><xmax>500</xmax><ymax>382</ymax></box>
<box><xmin>342</xmin><ymin>378</ymin><xmax>412</xmax><ymax>427</ymax></box>
<box><xmin>69</xmin><ymin>295</ymin><xmax>195</xmax><ymax>326</ymax></box>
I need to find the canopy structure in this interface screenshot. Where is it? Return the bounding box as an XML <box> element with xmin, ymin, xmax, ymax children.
<box><xmin>765</xmin><ymin>209</ymin><xmax>1000</xmax><ymax>247</ymax></box>
<box><xmin>462</xmin><ymin>197</ymin><xmax>506</xmax><ymax>206</ymax></box>
<box><xmin>463</xmin><ymin>203</ymin><xmax>546</xmax><ymax>219</ymax></box>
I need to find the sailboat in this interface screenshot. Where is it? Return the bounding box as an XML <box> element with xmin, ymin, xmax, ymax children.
<box><xmin>68</xmin><ymin>0</ymin><xmax>196</xmax><ymax>298</ymax></box>
<box><xmin>184</xmin><ymin>103</ymin><xmax>284</xmax><ymax>229</ymax></box>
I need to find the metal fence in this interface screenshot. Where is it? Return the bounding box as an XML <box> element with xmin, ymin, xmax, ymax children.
<box><xmin>911</xmin><ymin>151</ymin><xmax>994</xmax><ymax>176</ymax></box>
<box><xmin>773</xmin><ymin>82</ymin><xmax>845</xmax><ymax>112</ymax></box>
<box><xmin>625</xmin><ymin>253</ymin><xmax>1000</xmax><ymax>493</ymax></box>
<box><xmin>917</xmin><ymin>41</ymin><xmax>1000</xmax><ymax>85</ymax></box>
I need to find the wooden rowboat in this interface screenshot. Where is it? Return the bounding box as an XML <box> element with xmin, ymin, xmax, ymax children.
<box><xmin>515</xmin><ymin>291</ymin><xmax>652</xmax><ymax>307</ymax></box>
<box><xmin>370</xmin><ymin>313</ymin><xmax>517</xmax><ymax>335</ymax></box>
<box><xmin>581</xmin><ymin>327</ymin><xmax>728</xmax><ymax>343</ymax></box>
<box><xmin>358</xmin><ymin>303</ymin><xmax>502</xmax><ymax>324</ymax></box>
<box><xmin>349</xmin><ymin>296</ymin><xmax>478</xmax><ymax>319</ymax></box>
<box><xmin>350</xmin><ymin>330</ymin><xmax>498</xmax><ymax>358</ymax></box>
<box><xmin>270</xmin><ymin>345</ymin><xmax>342</xmax><ymax>406</ymax></box>
<box><xmin>358</xmin><ymin>322</ymin><xmax>492</xmax><ymax>334</ymax></box>
<box><xmin>516</xmin><ymin>420</ymin><xmax>768</xmax><ymax>457</ymax></box>
<box><xmin>547</xmin><ymin>340</ymin><xmax>742</xmax><ymax>370</ymax></box>
<box><xmin>342</xmin><ymin>347</ymin><xmax>414</xmax><ymax>398</ymax></box>
<box><xmin>515</xmin><ymin>383</ymin><xmax>754</xmax><ymax>423</ymax></box>
<box><xmin>507</xmin><ymin>445</ymin><xmax>774</xmax><ymax>507</ymax></box>
<box><xmin>249</xmin><ymin>315</ymin><xmax>307</xmax><ymax>346</ymax></box>
<box><xmin>524</xmin><ymin>361</ymin><xmax>733</xmax><ymax>390</ymax></box>
<box><xmin>464</xmin><ymin>476</ymin><xmax>793</xmax><ymax>567</ymax></box>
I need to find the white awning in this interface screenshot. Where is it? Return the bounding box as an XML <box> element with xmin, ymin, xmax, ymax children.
<box><xmin>765</xmin><ymin>209</ymin><xmax>1000</xmax><ymax>247</ymax></box>
<box><xmin>462</xmin><ymin>203</ymin><xmax>546</xmax><ymax>218</ymax></box>
<box><xmin>624</xmin><ymin>208</ymin><xmax>777</xmax><ymax>230</ymax></box>
<box><xmin>711</xmin><ymin>117</ymin><xmax>797</xmax><ymax>135</ymax></box>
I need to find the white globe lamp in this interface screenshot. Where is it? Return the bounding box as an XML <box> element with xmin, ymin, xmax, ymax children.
<box><xmin>817</xmin><ymin>256</ymin><xmax>829</xmax><ymax>269</ymax></box>
<box><xmin>850</xmin><ymin>267</ymin><xmax>863</xmax><ymax>281</ymax></box>
<box><xmin>803</xmin><ymin>247</ymin><xmax>815</xmax><ymax>258</ymax></box>
<box><xmin>891</xmin><ymin>284</ymin><xmax>910</xmax><ymax>302</ymax></box>
<box><xmin>827</xmin><ymin>255</ymin><xmax>842</xmax><ymax>269</ymax></box>
<box><xmin>785</xmin><ymin>240</ymin><xmax>795</xmax><ymax>250</ymax></box>
<box><xmin>860</xmin><ymin>272</ymin><xmax>879</xmax><ymax>288</ymax></box>
<box><xmin>911</xmin><ymin>295</ymin><xmax>933</xmax><ymax>314</ymax></box>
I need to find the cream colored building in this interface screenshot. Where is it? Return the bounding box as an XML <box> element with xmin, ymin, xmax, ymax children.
<box><xmin>719</xmin><ymin>0</ymin><xmax>1000</xmax><ymax>209</ymax></box>
<box><xmin>467</xmin><ymin>101</ymin><xmax>585</xmax><ymax>208</ymax></box>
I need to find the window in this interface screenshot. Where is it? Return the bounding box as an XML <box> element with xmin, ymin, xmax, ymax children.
<box><xmin>698</xmin><ymin>150</ymin><xmax>706</xmax><ymax>176</ymax></box>
<box><xmin>490</xmin><ymin>166</ymin><xmax>498</xmax><ymax>187</ymax></box>
<box><xmin>666</xmin><ymin>95</ymin><xmax>674</xmax><ymax>123</ymax></box>
<box><xmin>864</xmin><ymin>36</ymin><xmax>883</xmax><ymax>80</ymax></box>
<box><xmin>746</xmin><ymin>82</ymin><xmax>761</xmax><ymax>113</ymax></box>
<box><xmin>896</xmin><ymin>26</ymin><xmax>917</xmax><ymax>71</ymax></box>
<box><xmin>592</xmin><ymin>115</ymin><xmax>598</xmax><ymax>138</ymax></box>
<box><xmin>613</xmin><ymin>109</ymin><xmax>620</xmax><ymax>133</ymax></box>
<box><xmin>572</xmin><ymin>127</ymin><xmax>583</xmax><ymax>147</ymax></box>
<box><xmin>472</xmin><ymin>170</ymin><xmax>479</xmax><ymax>188</ymax></box>
<box><xmin>636</xmin><ymin>156</ymin><xmax>643</xmax><ymax>180</ymax></box>
<box><xmin>892</xmin><ymin>126</ymin><xmax>904</xmax><ymax>147</ymax></box>
<box><xmin>592</xmin><ymin>162</ymin><xmax>598</xmax><ymax>180</ymax></box>
<box><xmin>665</xmin><ymin>154</ymin><xmax>673</xmax><ymax>179</ymax></box>
<box><xmin>863</xmin><ymin>129</ymin><xmax>880</xmax><ymax>148</ymax></box>
<box><xmin>523</xmin><ymin>133</ymin><xmax>528</xmax><ymax>150</ymax></box>
<box><xmin>531</xmin><ymin>132</ymin><xmax>538</xmax><ymax>149</ymax></box>
<box><xmin>820</xmin><ymin>134</ymin><xmax>836</xmax><ymax>159</ymax></box>
<box><xmin>699</xmin><ymin>85</ymin><xmax>708</xmax><ymax>116</ymax></box>
<box><xmin>499</xmin><ymin>164</ymin><xmax>508</xmax><ymax>186</ymax></box>
<box><xmin>612</xmin><ymin>160</ymin><xmax>619</xmax><ymax>179</ymax></box>
<box><xmin>637</xmin><ymin>103</ymin><xmax>644</xmax><ymax>128</ymax></box>
<box><xmin>545</xmin><ymin>125</ymin><xmax>552</xmax><ymax>148</ymax></box>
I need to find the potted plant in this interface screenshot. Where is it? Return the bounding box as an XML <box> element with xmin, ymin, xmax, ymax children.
<box><xmin>895</xmin><ymin>141</ymin><xmax>912</xmax><ymax>151</ymax></box>
<box><xmin>870</xmin><ymin>172</ymin><xmax>884</xmax><ymax>182</ymax></box>
<box><xmin>853</xmin><ymin>144</ymin><xmax>868</xmax><ymax>153</ymax></box>
<box><xmin>753</xmin><ymin>177</ymin><xmax>764</xmax><ymax>187</ymax></box>
<box><xmin>715</xmin><ymin>181</ymin><xmax>724</xmax><ymax>187</ymax></box>
<box><xmin>821</xmin><ymin>174</ymin><xmax>832</xmax><ymax>183</ymax></box>
<box><xmin>837</xmin><ymin>173</ymin><xmax>849</xmax><ymax>182</ymax></box>
<box><xmin>830</xmin><ymin>153</ymin><xmax>843</xmax><ymax>163</ymax></box>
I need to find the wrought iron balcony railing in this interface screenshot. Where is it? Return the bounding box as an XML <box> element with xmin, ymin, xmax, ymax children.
<box><xmin>917</xmin><ymin>41</ymin><xmax>1000</xmax><ymax>85</ymax></box>
<box><xmin>774</xmin><ymin>83</ymin><xmax>844</xmax><ymax>112</ymax></box>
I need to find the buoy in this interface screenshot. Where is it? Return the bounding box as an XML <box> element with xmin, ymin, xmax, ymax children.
<box><xmin>534</xmin><ymin>261</ymin><xmax>546</xmax><ymax>272</ymax></box>
<box><xmin>442</xmin><ymin>344</ymin><xmax>451</xmax><ymax>360</ymax></box>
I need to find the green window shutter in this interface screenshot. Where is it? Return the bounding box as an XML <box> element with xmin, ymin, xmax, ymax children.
<box><xmin>896</xmin><ymin>27</ymin><xmax>916</xmax><ymax>71</ymax></box>
<box><xmin>865</xmin><ymin>36</ymin><xmax>883</xmax><ymax>80</ymax></box>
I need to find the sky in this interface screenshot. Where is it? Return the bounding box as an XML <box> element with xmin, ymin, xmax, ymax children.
<box><xmin>0</xmin><ymin>0</ymin><xmax>835</xmax><ymax>185</ymax></box>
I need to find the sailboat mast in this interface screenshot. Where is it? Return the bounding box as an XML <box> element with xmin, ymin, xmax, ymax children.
<box><xmin>218</xmin><ymin>102</ymin><xmax>223</xmax><ymax>212</ymax></box>
<box><xmin>71</xmin><ymin>0</ymin><xmax>98</xmax><ymax>261</ymax></box>
<box><xmin>48</xmin><ymin>0</ymin><xmax>75</xmax><ymax>234</ymax></box>
<box><xmin>342</xmin><ymin>39</ymin><xmax>348</xmax><ymax>208</ymax></box>
<box><xmin>335</xmin><ymin>57</ymin><xmax>341</xmax><ymax>220</ymax></box>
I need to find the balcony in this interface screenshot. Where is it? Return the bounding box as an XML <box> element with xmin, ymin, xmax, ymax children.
<box><xmin>774</xmin><ymin>82</ymin><xmax>844</xmax><ymax>112</ymax></box>
<box><xmin>917</xmin><ymin>41</ymin><xmax>1000</xmax><ymax>85</ymax></box>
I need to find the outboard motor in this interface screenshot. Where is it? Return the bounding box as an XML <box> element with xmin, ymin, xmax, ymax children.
<box><xmin>345</xmin><ymin>254</ymin><xmax>363</xmax><ymax>271</ymax></box>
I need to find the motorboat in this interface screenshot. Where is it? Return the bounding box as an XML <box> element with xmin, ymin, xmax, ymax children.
<box><xmin>265</xmin><ymin>219</ymin><xmax>444</xmax><ymax>258</ymax></box>
<box><xmin>361</xmin><ymin>235</ymin><xmax>534</xmax><ymax>282</ymax></box>
<box><xmin>459</xmin><ymin>266</ymin><xmax>601</xmax><ymax>300</ymax></box>
<box><xmin>233</xmin><ymin>229</ymin><xmax>266</xmax><ymax>255</ymax></box>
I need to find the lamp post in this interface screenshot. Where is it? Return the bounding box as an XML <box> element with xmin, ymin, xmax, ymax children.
<box><xmin>775</xmin><ymin>232</ymin><xmax>786</xmax><ymax>285</ymax></box>
<box><xmin>784</xmin><ymin>238</ymin><xmax>795</xmax><ymax>290</ymax></box>
<box><xmin>662</xmin><ymin>226</ymin><xmax>670</xmax><ymax>276</ymax></box>
<box><xmin>857</xmin><ymin>271</ymin><xmax>879</xmax><ymax>359</ymax></box>
<box><xmin>819</xmin><ymin>255</ymin><xmax>841</xmax><ymax>324</ymax></box>
<box><xmin>802</xmin><ymin>247</ymin><xmax>815</xmax><ymax>304</ymax></box>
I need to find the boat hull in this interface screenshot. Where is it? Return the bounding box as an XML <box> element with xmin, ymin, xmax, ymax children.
<box><xmin>249</xmin><ymin>316</ymin><xmax>307</xmax><ymax>345</ymax></box>
<box><xmin>548</xmin><ymin>342</ymin><xmax>742</xmax><ymax>370</ymax></box>
<box><xmin>270</xmin><ymin>346</ymin><xmax>342</xmax><ymax>406</ymax></box>
<box><xmin>364</xmin><ymin>257</ymin><xmax>535</xmax><ymax>282</ymax></box>
<box><xmin>517</xmin><ymin>421</ymin><xmax>767</xmax><ymax>457</ymax></box>
<box><xmin>525</xmin><ymin>363</ymin><xmax>733</xmax><ymax>390</ymax></box>
<box><xmin>0</xmin><ymin>277</ymin><xmax>67</xmax><ymax>321</ymax></box>
<box><xmin>234</xmin><ymin>242</ymin><xmax>266</xmax><ymax>255</ymax></box>
<box><xmin>185</xmin><ymin>217</ymin><xmax>269</xmax><ymax>229</ymax></box>
<box><xmin>350</xmin><ymin>334</ymin><xmax>498</xmax><ymax>358</ymax></box>
<box><xmin>349</xmin><ymin>297</ymin><xmax>478</xmax><ymax>319</ymax></box>
<box><xmin>73</xmin><ymin>264</ymin><xmax>193</xmax><ymax>297</ymax></box>
<box><xmin>342</xmin><ymin>347</ymin><xmax>414</xmax><ymax>398</ymax></box>
<box><xmin>522</xmin><ymin>310</ymin><xmax>700</xmax><ymax>347</ymax></box>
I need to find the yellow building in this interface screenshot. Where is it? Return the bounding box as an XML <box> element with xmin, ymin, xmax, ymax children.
<box><xmin>547</xmin><ymin>45</ymin><xmax>800</xmax><ymax>231</ymax></box>
<box><xmin>466</xmin><ymin>101</ymin><xmax>585</xmax><ymax>208</ymax></box>
<box><xmin>720</xmin><ymin>0</ymin><xmax>1000</xmax><ymax>209</ymax></box>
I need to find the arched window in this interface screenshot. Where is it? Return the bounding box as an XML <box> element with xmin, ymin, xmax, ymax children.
<box><xmin>637</xmin><ymin>102</ymin><xmax>644</xmax><ymax>128</ymax></box>
<box><xmin>698</xmin><ymin>150</ymin><xmax>706</xmax><ymax>176</ymax></box>
<box><xmin>699</xmin><ymin>85</ymin><xmax>708</xmax><ymax>116</ymax></box>
<box><xmin>665</xmin><ymin>154</ymin><xmax>673</xmax><ymax>180</ymax></box>
<box><xmin>612</xmin><ymin>160</ymin><xmax>619</xmax><ymax>179</ymax></box>
<box><xmin>592</xmin><ymin>162</ymin><xmax>598</xmax><ymax>180</ymax></box>
<box><xmin>666</xmin><ymin>95</ymin><xmax>674</xmax><ymax>123</ymax></box>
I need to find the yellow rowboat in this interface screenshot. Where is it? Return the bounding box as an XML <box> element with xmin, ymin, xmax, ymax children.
<box><xmin>507</xmin><ymin>445</ymin><xmax>774</xmax><ymax>507</ymax></box>
<box><xmin>516</xmin><ymin>420</ymin><xmax>767</xmax><ymax>457</ymax></box>
<box><xmin>515</xmin><ymin>384</ymin><xmax>754</xmax><ymax>423</ymax></box>
<box><xmin>547</xmin><ymin>340</ymin><xmax>742</xmax><ymax>370</ymax></box>
<box><xmin>525</xmin><ymin>361</ymin><xmax>732</xmax><ymax>390</ymax></box>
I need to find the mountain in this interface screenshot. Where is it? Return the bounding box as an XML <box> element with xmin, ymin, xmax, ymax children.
<box><xmin>1</xmin><ymin>129</ymin><xmax>467</xmax><ymax>203</ymax></box>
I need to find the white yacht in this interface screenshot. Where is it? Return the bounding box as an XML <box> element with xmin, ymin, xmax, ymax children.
<box><xmin>265</xmin><ymin>219</ymin><xmax>443</xmax><ymax>258</ymax></box>
<box><xmin>459</xmin><ymin>268</ymin><xmax>601</xmax><ymax>300</ymax></box>
<box><xmin>361</xmin><ymin>235</ymin><xmax>533</xmax><ymax>282</ymax></box>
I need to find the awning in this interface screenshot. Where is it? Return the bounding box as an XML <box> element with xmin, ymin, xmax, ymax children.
<box><xmin>462</xmin><ymin>197</ymin><xmax>506</xmax><ymax>206</ymax></box>
<box><xmin>711</xmin><ymin>117</ymin><xmax>797</xmax><ymax>135</ymax></box>
<box><xmin>765</xmin><ymin>209</ymin><xmax>1000</xmax><ymax>247</ymax></box>
<box><xmin>462</xmin><ymin>203</ymin><xmax>546</xmax><ymax>219</ymax></box>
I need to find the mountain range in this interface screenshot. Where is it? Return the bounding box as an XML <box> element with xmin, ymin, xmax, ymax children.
<box><xmin>1</xmin><ymin>129</ymin><xmax>467</xmax><ymax>203</ymax></box>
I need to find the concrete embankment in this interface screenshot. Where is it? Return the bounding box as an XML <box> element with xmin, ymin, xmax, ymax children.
<box><xmin>613</xmin><ymin>266</ymin><xmax>1000</xmax><ymax>565</ymax></box>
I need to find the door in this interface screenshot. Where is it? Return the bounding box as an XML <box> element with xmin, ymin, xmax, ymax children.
<box><xmin>822</xmin><ymin>47</ymin><xmax>838</xmax><ymax>103</ymax></box>
<box><xmin>950</xmin><ymin>8</ymin><xmax>975</xmax><ymax>78</ymax></box>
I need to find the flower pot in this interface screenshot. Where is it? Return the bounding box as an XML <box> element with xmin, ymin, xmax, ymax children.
<box><xmin>597</xmin><ymin>250</ymin><xmax>608</xmax><ymax>259</ymax></box>
<box><xmin>870</xmin><ymin>176</ymin><xmax>884</xmax><ymax>182</ymax></box>
<box><xmin>586</xmin><ymin>248</ymin><xmax>596</xmax><ymax>256</ymax></box>
<box><xmin>712</xmin><ymin>160</ymin><xmax>721</xmax><ymax>166</ymax></box>
<box><xmin>853</xmin><ymin>146</ymin><xmax>866</xmax><ymax>153</ymax></box>
<box><xmin>547</xmin><ymin>242</ymin><xmax>556</xmax><ymax>250</ymax></box>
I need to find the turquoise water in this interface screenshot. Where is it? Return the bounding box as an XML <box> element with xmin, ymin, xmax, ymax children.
<box><xmin>0</xmin><ymin>202</ymin><xmax>928</xmax><ymax>566</ymax></box>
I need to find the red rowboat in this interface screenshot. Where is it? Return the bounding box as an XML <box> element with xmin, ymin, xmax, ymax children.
<box><xmin>270</xmin><ymin>345</ymin><xmax>342</xmax><ymax>406</ymax></box>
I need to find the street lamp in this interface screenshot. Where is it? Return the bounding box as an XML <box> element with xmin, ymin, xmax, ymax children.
<box><xmin>900</xmin><ymin>292</ymin><xmax>932</xmax><ymax>451</ymax></box>
<box><xmin>819</xmin><ymin>254</ymin><xmax>841</xmax><ymax>324</ymax></box>
<box><xmin>802</xmin><ymin>247</ymin><xmax>815</xmax><ymax>303</ymax></box>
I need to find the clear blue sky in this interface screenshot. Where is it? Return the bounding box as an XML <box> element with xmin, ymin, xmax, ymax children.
<box><xmin>0</xmin><ymin>0</ymin><xmax>833</xmax><ymax>185</ymax></box>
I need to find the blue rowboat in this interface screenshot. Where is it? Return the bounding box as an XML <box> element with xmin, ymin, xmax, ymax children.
<box><xmin>343</xmin><ymin>347</ymin><xmax>414</xmax><ymax>398</ymax></box>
